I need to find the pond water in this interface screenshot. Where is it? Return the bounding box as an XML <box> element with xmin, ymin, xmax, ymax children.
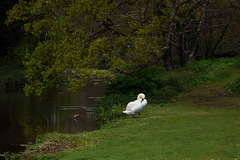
<box><xmin>0</xmin><ymin>82</ymin><xmax>105</xmax><ymax>157</ymax></box>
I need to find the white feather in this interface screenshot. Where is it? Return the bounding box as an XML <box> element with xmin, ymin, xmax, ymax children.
<box><xmin>123</xmin><ymin>93</ymin><xmax>147</xmax><ymax>116</ymax></box>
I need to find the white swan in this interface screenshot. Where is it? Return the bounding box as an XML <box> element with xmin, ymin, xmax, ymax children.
<box><xmin>123</xmin><ymin>93</ymin><xmax>147</xmax><ymax>118</ymax></box>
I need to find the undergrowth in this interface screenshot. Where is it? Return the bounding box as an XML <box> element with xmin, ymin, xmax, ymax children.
<box><xmin>0</xmin><ymin>64</ymin><xmax>26</xmax><ymax>89</ymax></box>
<box><xmin>94</xmin><ymin>58</ymin><xmax>238</xmax><ymax>122</ymax></box>
<box><xmin>224</xmin><ymin>61</ymin><xmax>240</xmax><ymax>94</ymax></box>
<box><xmin>224</xmin><ymin>74</ymin><xmax>240</xmax><ymax>94</ymax></box>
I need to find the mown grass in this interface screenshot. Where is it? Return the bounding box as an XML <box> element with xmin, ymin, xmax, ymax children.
<box><xmin>18</xmin><ymin>60</ymin><xmax>240</xmax><ymax>160</ymax></box>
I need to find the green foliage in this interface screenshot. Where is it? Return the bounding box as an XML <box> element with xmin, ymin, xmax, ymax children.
<box><xmin>94</xmin><ymin>94</ymin><xmax>130</xmax><ymax>122</ymax></box>
<box><xmin>184</xmin><ymin>58</ymin><xmax>237</xmax><ymax>86</ymax></box>
<box><xmin>105</xmin><ymin>66</ymin><xmax>166</xmax><ymax>97</ymax></box>
<box><xmin>224</xmin><ymin>75</ymin><xmax>240</xmax><ymax>94</ymax></box>
<box><xmin>5</xmin><ymin>0</ymin><xmax>240</xmax><ymax>97</ymax></box>
<box><xmin>4</xmin><ymin>36</ymin><xmax>37</xmax><ymax>65</ymax></box>
<box><xmin>6</xmin><ymin>0</ymin><xmax>170</xmax><ymax>96</ymax></box>
<box><xmin>23</xmin><ymin>41</ymin><xmax>64</xmax><ymax>96</ymax></box>
<box><xmin>106</xmin><ymin>58</ymin><xmax>234</xmax><ymax>102</ymax></box>
<box><xmin>0</xmin><ymin>64</ymin><xmax>25</xmax><ymax>89</ymax></box>
<box><xmin>3</xmin><ymin>152</ymin><xmax>20</xmax><ymax>160</ymax></box>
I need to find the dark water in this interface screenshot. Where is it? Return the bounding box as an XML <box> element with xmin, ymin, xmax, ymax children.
<box><xmin>0</xmin><ymin>83</ymin><xmax>105</xmax><ymax>156</ymax></box>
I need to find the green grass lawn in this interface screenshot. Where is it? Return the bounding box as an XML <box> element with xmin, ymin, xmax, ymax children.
<box><xmin>20</xmin><ymin>66</ymin><xmax>240</xmax><ymax>160</ymax></box>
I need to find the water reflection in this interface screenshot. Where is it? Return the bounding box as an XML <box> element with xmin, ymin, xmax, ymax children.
<box><xmin>0</xmin><ymin>83</ymin><xmax>105</xmax><ymax>155</ymax></box>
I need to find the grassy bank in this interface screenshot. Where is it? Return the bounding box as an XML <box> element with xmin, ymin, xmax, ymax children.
<box><xmin>0</xmin><ymin>64</ymin><xmax>25</xmax><ymax>89</ymax></box>
<box><xmin>12</xmin><ymin>58</ymin><xmax>240</xmax><ymax>160</ymax></box>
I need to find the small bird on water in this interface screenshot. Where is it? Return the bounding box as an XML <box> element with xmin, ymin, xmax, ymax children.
<box><xmin>123</xmin><ymin>93</ymin><xmax>147</xmax><ymax>118</ymax></box>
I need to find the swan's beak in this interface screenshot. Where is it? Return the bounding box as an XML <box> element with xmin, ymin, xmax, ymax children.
<box><xmin>141</xmin><ymin>98</ymin><xmax>144</xmax><ymax>103</ymax></box>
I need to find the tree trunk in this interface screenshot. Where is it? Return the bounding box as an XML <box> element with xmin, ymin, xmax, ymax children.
<box><xmin>163</xmin><ymin>49</ymin><xmax>173</xmax><ymax>71</ymax></box>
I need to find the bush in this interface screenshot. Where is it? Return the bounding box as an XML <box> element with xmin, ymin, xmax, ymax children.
<box><xmin>0</xmin><ymin>64</ymin><xmax>26</xmax><ymax>89</ymax></box>
<box><xmin>224</xmin><ymin>75</ymin><xmax>240</xmax><ymax>94</ymax></box>
<box><xmin>3</xmin><ymin>152</ymin><xmax>20</xmax><ymax>160</ymax></box>
<box><xmin>94</xmin><ymin>94</ymin><xmax>130</xmax><ymax>122</ymax></box>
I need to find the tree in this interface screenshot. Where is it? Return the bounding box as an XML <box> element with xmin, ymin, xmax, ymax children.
<box><xmin>6</xmin><ymin>0</ymin><xmax>171</xmax><ymax>96</ymax></box>
<box><xmin>6</xmin><ymin>0</ymin><xmax>239</xmax><ymax>96</ymax></box>
<box><xmin>208</xmin><ymin>0</ymin><xmax>240</xmax><ymax>57</ymax></box>
<box><xmin>160</xmin><ymin>0</ymin><xmax>239</xmax><ymax>68</ymax></box>
<box><xmin>198</xmin><ymin>0</ymin><xmax>239</xmax><ymax>59</ymax></box>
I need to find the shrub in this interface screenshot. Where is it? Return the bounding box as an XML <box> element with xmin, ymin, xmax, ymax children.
<box><xmin>224</xmin><ymin>75</ymin><xmax>240</xmax><ymax>94</ymax></box>
<box><xmin>3</xmin><ymin>152</ymin><xmax>20</xmax><ymax>160</ymax></box>
<box><xmin>94</xmin><ymin>94</ymin><xmax>130</xmax><ymax>122</ymax></box>
<box><xmin>0</xmin><ymin>64</ymin><xmax>26</xmax><ymax>89</ymax></box>
<box><xmin>103</xmin><ymin>66</ymin><xmax>166</xmax><ymax>98</ymax></box>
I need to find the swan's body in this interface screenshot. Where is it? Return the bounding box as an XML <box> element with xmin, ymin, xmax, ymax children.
<box><xmin>123</xmin><ymin>93</ymin><xmax>147</xmax><ymax>118</ymax></box>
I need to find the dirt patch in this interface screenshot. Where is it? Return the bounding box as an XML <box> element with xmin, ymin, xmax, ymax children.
<box><xmin>20</xmin><ymin>139</ymin><xmax>75</xmax><ymax>159</ymax></box>
<box><xmin>178</xmin><ymin>84</ymin><xmax>240</xmax><ymax>108</ymax></box>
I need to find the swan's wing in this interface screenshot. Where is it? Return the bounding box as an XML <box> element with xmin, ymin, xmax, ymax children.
<box><xmin>127</xmin><ymin>101</ymin><xmax>142</xmax><ymax>113</ymax></box>
<box><xmin>123</xmin><ymin>100</ymin><xmax>139</xmax><ymax>114</ymax></box>
<box><xmin>142</xmin><ymin>99</ymin><xmax>147</xmax><ymax>107</ymax></box>
<box><xmin>132</xmin><ymin>99</ymin><xmax>148</xmax><ymax>113</ymax></box>
<box><xmin>126</xmin><ymin>100</ymin><xmax>139</xmax><ymax>111</ymax></box>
